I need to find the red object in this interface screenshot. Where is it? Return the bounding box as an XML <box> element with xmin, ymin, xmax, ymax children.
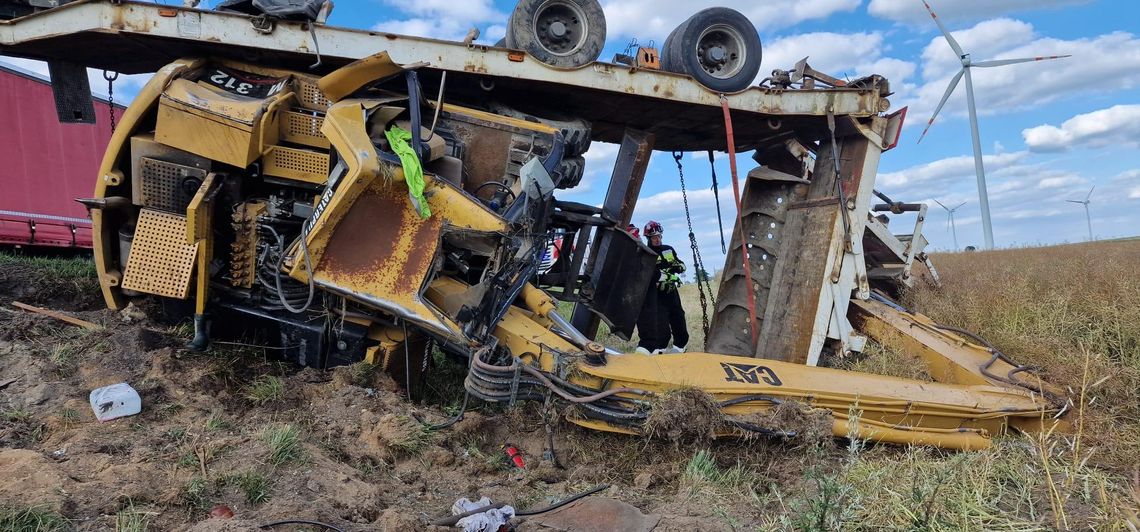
<box><xmin>720</xmin><ymin>96</ymin><xmax>758</xmax><ymax>346</ymax></box>
<box><xmin>626</xmin><ymin>224</ymin><xmax>640</xmax><ymax>239</ymax></box>
<box><xmin>0</xmin><ymin>63</ymin><xmax>123</xmax><ymax>249</ymax></box>
<box><xmin>504</xmin><ymin>444</ymin><xmax>526</xmax><ymax>469</ymax></box>
<box><xmin>208</xmin><ymin>505</ymin><xmax>234</xmax><ymax>519</ymax></box>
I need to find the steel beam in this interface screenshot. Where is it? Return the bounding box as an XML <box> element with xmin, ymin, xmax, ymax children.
<box><xmin>571</xmin><ymin>128</ymin><xmax>654</xmax><ymax>338</ymax></box>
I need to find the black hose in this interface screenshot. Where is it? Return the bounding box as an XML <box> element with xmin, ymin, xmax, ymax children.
<box><xmin>259</xmin><ymin>519</ymin><xmax>344</xmax><ymax>532</ymax></box>
<box><xmin>515</xmin><ymin>483</ymin><xmax>610</xmax><ymax>517</ymax></box>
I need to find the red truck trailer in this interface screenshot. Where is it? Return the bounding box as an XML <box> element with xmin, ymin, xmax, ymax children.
<box><xmin>0</xmin><ymin>62</ymin><xmax>123</xmax><ymax>248</ymax></box>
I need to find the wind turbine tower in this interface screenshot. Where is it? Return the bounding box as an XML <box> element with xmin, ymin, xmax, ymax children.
<box><xmin>918</xmin><ymin>0</ymin><xmax>1070</xmax><ymax>249</ymax></box>
<box><xmin>934</xmin><ymin>199</ymin><xmax>967</xmax><ymax>250</ymax></box>
<box><xmin>1066</xmin><ymin>186</ymin><xmax>1095</xmax><ymax>241</ymax></box>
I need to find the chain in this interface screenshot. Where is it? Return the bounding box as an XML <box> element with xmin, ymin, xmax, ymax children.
<box><xmin>708</xmin><ymin>150</ymin><xmax>727</xmax><ymax>254</ymax></box>
<box><xmin>103</xmin><ymin>70</ymin><xmax>119</xmax><ymax>133</ymax></box>
<box><xmin>672</xmin><ymin>151</ymin><xmax>714</xmax><ymax>338</ymax></box>
<box><xmin>826</xmin><ymin>110</ymin><xmax>852</xmax><ymax>251</ymax></box>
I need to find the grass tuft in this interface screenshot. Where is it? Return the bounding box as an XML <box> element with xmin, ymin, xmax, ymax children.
<box><xmin>114</xmin><ymin>501</ymin><xmax>150</xmax><ymax>532</ymax></box>
<box><xmin>245</xmin><ymin>375</ymin><xmax>284</xmax><ymax>405</ymax></box>
<box><xmin>0</xmin><ymin>505</ymin><xmax>70</xmax><ymax>532</ymax></box>
<box><xmin>263</xmin><ymin>423</ymin><xmax>304</xmax><ymax>466</ymax></box>
<box><xmin>233</xmin><ymin>470</ymin><xmax>272</xmax><ymax>505</ymax></box>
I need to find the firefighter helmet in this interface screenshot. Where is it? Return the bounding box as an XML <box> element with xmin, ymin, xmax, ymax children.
<box><xmin>644</xmin><ymin>220</ymin><xmax>663</xmax><ymax>237</ymax></box>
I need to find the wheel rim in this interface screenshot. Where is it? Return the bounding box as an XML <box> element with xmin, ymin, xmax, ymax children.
<box><xmin>531</xmin><ymin>0</ymin><xmax>589</xmax><ymax>57</ymax></box>
<box><xmin>695</xmin><ymin>23</ymin><xmax>747</xmax><ymax>79</ymax></box>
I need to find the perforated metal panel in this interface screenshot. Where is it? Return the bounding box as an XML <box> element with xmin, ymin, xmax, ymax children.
<box><xmin>294</xmin><ymin>77</ymin><xmax>331</xmax><ymax>111</ymax></box>
<box><xmin>281</xmin><ymin>111</ymin><xmax>329</xmax><ymax>148</ymax></box>
<box><xmin>138</xmin><ymin>157</ymin><xmax>206</xmax><ymax>212</ymax></box>
<box><xmin>122</xmin><ymin>209</ymin><xmax>199</xmax><ymax>299</ymax></box>
<box><xmin>263</xmin><ymin>146</ymin><xmax>329</xmax><ymax>184</ymax></box>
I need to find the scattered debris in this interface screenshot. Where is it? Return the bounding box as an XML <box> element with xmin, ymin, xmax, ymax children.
<box><xmin>88</xmin><ymin>382</ymin><xmax>141</xmax><ymax>422</ymax></box>
<box><xmin>519</xmin><ymin>497</ymin><xmax>661</xmax><ymax>532</ymax></box>
<box><xmin>504</xmin><ymin>443</ymin><xmax>526</xmax><ymax>469</ymax></box>
<box><xmin>11</xmin><ymin>301</ymin><xmax>99</xmax><ymax>330</ymax></box>
<box><xmin>208</xmin><ymin>505</ymin><xmax>234</xmax><ymax>519</ymax></box>
<box><xmin>448</xmin><ymin>497</ymin><xmax>515</xmax><ymax>532</ymax></box>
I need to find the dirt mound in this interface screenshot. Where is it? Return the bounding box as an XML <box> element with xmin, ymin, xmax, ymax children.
<box><xmin>727</xmin><ymin>400</ymin><xmax>835</xmax><ymax>443</ymax></box>
<box><xmin>643</xmin><ymin>388</ymin><xmax>723</xmax><ymax>444</ymax></box>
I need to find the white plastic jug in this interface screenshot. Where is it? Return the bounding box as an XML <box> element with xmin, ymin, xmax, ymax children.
<box><xmin>89</xmin><ymin>383</ymin><xmax>142</xmax><ymax>422</ymax></box>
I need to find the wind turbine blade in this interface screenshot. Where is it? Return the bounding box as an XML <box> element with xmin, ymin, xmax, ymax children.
<box><xmin>933</xmin><ymin>199</ymin><xmax>949</xmax><ymax>210</ymax></box>
<box><xmin>973</xmin><ymin>55</ymin><xmax>1072</xmax><ymax>68</ymax></box>
<box><xmin>1085</xmin><ymin>186</ymin><xmax>1095</xmax><ymax>202</ymax></box>
<box><xmin>920</xmin><ymin>0</ymin><xmax>964</xmax><ymax>58</ymax></box>
<box><xmin>918</xmin><ymin>68</ymin><xmax>965</xmax><ymax>144</ymax></box>
<box><xmin>1065</xmin><ymin>199</ymin><xmax>1084</xmax><ymax>204</ymax></box>
<box><xmin>954</xmin><ymin>202</ymin><xmax>967</xmax><ymax>210</ymax></box>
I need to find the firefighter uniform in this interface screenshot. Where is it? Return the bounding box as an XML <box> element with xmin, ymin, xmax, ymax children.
<box><xmin>637</xmin><ymin>243</ymin><xmax>689</xmax><ymax>352</ymax></box>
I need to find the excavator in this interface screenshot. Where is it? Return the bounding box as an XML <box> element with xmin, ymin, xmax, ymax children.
<box><xmin>0</xmin><ymin>0</ymin><xmax>1069</xmax><ymax>450</ymax></box>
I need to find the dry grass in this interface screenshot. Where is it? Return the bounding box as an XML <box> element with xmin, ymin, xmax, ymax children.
<box><xmin>591</xmin><ymin>241</ymin><xmax>1140</xmax><ymax>529</ymax></box>
<box><xmin>817</xmin><ymin>240</ymin><xmax>1140</xmax><ymax>530</ymax></box>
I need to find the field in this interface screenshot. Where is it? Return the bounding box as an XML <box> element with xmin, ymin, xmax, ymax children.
<box><xmin>0</xmin><ymin>241</ymin><xmax>1138</xmax><ymax>531</ymax></box>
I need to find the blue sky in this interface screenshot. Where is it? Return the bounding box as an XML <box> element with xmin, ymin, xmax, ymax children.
<box><xmin>4</xmin><ymin>0</ymin><xmax>1137</xmax><ymax>270</ymax></box>
<box><xmin>353</xmin><ymin>0</ymin><xmax>1140</xmax><ymax>265</ymax></box>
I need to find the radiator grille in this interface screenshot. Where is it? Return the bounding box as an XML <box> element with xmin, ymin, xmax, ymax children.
<box><xmin>122</xmin><ymin>209</ymin><xmax>199</xmax><ymax>299</ymax></box>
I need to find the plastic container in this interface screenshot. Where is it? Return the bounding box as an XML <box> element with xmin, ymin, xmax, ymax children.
<box><xmin>89</xmin><ymin>383</ymin><xmax>142</xmax><ymax>422</ymax></box>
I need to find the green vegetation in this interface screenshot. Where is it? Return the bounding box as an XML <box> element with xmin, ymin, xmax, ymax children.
<box><xmin>245</xmin><ymin>375</ymin><xmax>284</xmax><ymax>405</ymax></box>
<box><xmin>263</xmin><ymin>423</ymin><xmax>304</xmax><ymax>465</ymax></box>
<box><xmin>114</xmin><ymin>501</ymin><xmax>150</xmax><ymax>532</ymax></box>
<box><xmin>0</xmin><ymin>505</ymin><xmax>70</xmax><ymax>532</ymax></box>
<box><xmin>232</xmin><ymin>471</ymin><xmax>271</xmax><ymax>504</ymax></box>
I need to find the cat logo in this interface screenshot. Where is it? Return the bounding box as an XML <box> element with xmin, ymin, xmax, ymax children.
<box><xmin>720</xmin><ymin>362</ymin><xmax>783</xmax><ymax>386</ymax></box>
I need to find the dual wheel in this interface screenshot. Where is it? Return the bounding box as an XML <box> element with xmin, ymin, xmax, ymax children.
<box><xmin>503</xmin><ymin>1</ymin><xmax>761</xmax><ymax>92</ymax></box>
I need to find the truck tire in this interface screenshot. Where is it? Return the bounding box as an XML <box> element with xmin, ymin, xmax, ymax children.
<box><xmin>505</xmin><ymin>0</ymin><xmax>606</xmax><ymax>68</ymax></box>
<box><xmin>661</xmin><ymin>8</ymin><xmax>762</xmax><ymax>93</ymax></box>
<box><xmin>554</xmin><ymin>155</ymin><xmax>585</xmax><ymax>189</ymax></box>
<box><xmin>486</xmin><ymin>102</ymin><xmax>592</xmax><ymax>157</ymax></box>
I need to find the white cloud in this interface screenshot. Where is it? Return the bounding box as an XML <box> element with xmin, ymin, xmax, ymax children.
<box><xmin>1022</xmin><ymin>105</ymin><xmax>1140</xmax><ymax>152</ymax></box>
<box><xmin>1037</xmin><ymin>174</ymin><xmax>1085</xmax><ymax>189</ymax></box>
<box><xmin>601</xmin><ymin>0</ymin><xmax>860</xmax><ymax>42</ymax></box>
<box><xmin>867</xmin><ymin>0</ymin><xmax>1091</xmax><ymax>24</ymax></box>
<box><xmin>901</xmin><ymin>19</ymin><xmax>1140</xmax><ymax>129</ymax></box>
<box><xmin>1130</xmin><ymin>187</ymin><xmax>1140</xmax><ymax>199</ymax></box>
<box><xmin>1113</xmin><ymin>169</ymin><xmax>1140</xmax><ymax>182</ymax></box>
<box><xmin>372</xmin><ymin>0</ymin><xmax>506</xmax><ymax>43</ymax></box>
<box><xmin>877</xmin><ymin>151</ymin><xmax>1028</xmax><ymax>189</ymax></box>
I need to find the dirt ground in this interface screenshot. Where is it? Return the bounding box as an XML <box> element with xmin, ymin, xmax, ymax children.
<box><xmin>2</xmin><ymin>247</ymin><xmax>1137</xmax><ymax>531</ymax></box>
<box><xmin>0</xmin><ymin>255</ymin><xmax>837</xmax><ymax>531</ymax></box>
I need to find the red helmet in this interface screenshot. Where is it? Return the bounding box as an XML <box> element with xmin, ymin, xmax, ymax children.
<box><xmin>626</xmin><ymin>224</ymin><xmax>641</xmax><ymax>239</ymax></box>
<box><xmin>644</xmin><ymin>221</ymin><xmax>663</xmax><ymax>237</ymax></box>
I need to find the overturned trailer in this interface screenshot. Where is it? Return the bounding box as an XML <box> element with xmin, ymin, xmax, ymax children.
<box><xmin>0</xmin><ymin>0</ymin><xmax>1068</xmax><ymax>450</ymax></box>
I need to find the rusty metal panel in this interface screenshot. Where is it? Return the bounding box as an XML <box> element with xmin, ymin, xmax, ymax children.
<box><xmin>121</xmin><ymin>209</ymin><xmax>198</xmax><ymax>299</ymax></box>
<box><xmin>756</xmin><ymin>134</ymin><xmax>880</xmax><ymax>364</ymax></box>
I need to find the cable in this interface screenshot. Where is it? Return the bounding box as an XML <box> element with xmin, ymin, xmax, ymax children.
<box><xmin>260</xmin><ymin>519</ymin><xmax>344</xmax><ymax>532</ymax></box>
<box><xmin>514</xmin><ymin>484</ymin><xmax>611</xmax><ymax>516</ymax></box>
<box><xmin>425</xmin><ymin>71</ymin><xmax>447</xmax><ymax>141</ymax></box>
<box><xmin>274</xmin><ymin>236</ymin><xmax>315</xmax><ymax>314</ymax></box>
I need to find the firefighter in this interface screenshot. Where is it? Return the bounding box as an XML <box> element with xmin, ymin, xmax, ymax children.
<box><xmin>636</xmin><ymin>221</ymin><xmax>689</xmax><ymax>353</ymax></box>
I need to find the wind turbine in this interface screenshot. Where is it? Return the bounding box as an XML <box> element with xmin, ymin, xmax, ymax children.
<box><xmin>1065</xmin><ymin>186</ymin><xmax>1095</xmax><ymax>241</ymax></box>
<box><xmin>933</xmin><ymin>199</ymin><xmax>967</xmax><ymax>250</ymax></box>
<box><xmin>917</xmin><ymin>0</ymin><xmax>1070</xmax><ymax>250</ymax></box>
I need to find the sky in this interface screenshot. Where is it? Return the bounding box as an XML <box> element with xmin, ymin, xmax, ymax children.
<box><xmin>4</xmin><ymin>0</ymin><xmax>1137</xmax><ymax>273</ymax></box>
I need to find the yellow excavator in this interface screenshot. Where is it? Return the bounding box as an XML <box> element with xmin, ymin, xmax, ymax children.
<box><xmin>0</xmin><ymin>0</ymin><xmax>1068</xmax><ymax>450</ymax></box>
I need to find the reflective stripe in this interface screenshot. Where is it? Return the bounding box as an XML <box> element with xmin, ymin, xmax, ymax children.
<box><xmin>0</xmin><ymin>209</ymin><xmax>92</xmax><ymax>225</ymax></box>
